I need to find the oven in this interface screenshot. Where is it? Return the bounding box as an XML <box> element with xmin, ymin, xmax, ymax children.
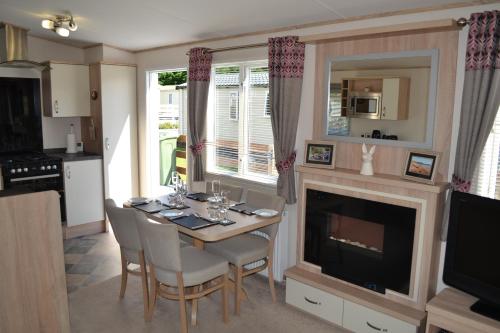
<box><xmin>1</xmin><ymin>156</ymin><xmax>65</xmax><ymax>221</ymax></box>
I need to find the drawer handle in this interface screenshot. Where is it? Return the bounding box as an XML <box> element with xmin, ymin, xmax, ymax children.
<box><xmin>366</xmin><ymin>321</ymin><xmax>387</xmax><ymax>332</ymax></box>
<box><xmin>304</xmin><ymin>296</ymin><xmax>321</xmax><ymax>305</ymax></box>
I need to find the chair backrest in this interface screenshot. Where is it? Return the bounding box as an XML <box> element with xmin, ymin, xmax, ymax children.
<box><xmin>105</xmin><ymin>199</ymin><xmax>143</xmax><ymax>252</ymax></box>
<box><xmin>136</xmin><ymin>216</ymin><xmax>182</xmax><ymax>273</ymax></box>
<box><xmin>246</xmin><ymin>190</ymin><xmax>286</xmax><ymax>240</ymax></box>
<box><xmin>205</xmin><ymin>182</ymin><xmax>243</xmax><ymax>202</ymax></box>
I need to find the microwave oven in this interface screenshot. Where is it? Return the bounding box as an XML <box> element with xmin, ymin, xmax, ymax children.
<box><xmin>347</xmin><ymin>92</ymin><xmax>382</xmax><ymax>119</ymax></box>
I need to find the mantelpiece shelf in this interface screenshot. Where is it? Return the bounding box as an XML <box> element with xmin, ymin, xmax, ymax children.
<box><xmin>296</xmin><ymin>165</ymin><xmax>448</xmax><ymax>194</ymax></box>
<box><xmin>285</xmin><ymin>266</ymin><xmax>426</xmax><ymax>326</ymax></box>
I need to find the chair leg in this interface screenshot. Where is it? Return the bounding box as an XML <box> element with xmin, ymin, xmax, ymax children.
<box><xmin>191</xmin><ymin>285</ymin><xmax>200</xmax><ymax>326</ymax></box>
<box><xmin>177</xmin><ymin>272</ymin><xmax>188</xmax><ymax>333</ymax></box>
<box><xmin>234</xmin><ymin>265</ymin><xmax>243</xmax><ymax>315</ymax></box>
<box><xmin>119</xmin><ymin>249</ymin><xmax>128</xmax><ymax>298</ymax></box>
<box><xmin>222</xmin><ymin>273</ymin><xmax>229</xmax><ymax>323</ymax></box>
<box><xmin>138</xmin><ymin>250</ymin><xmax>149</xmax><ymax>320</ymax></box>
<box><xmin>267</xmin><ymin>255</ymin><xmax>277</xmax><ymax>303</ymax></box>
<box><xmin>146</xmin><ymin>267</ymin><xmax>158</xmax><ymax>322</ymax></box>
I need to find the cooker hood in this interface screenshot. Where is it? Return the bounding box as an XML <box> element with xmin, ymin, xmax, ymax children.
<box><xmin>0</xmin><ymin>23</ymin><xmax>48</xmax><ymax>70</ymax></box>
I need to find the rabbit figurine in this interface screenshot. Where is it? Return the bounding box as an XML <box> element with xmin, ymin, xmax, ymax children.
<box><xmin>360</xmin><ymin>143</ymin><xmax>376</xmax><ymax>176</ymax></box>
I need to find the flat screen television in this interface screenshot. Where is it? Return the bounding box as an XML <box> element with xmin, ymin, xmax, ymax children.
<box><xmin>0</xmin><ymin>77</ymin><xmax>43</xmax><ymax>154</ymax></box>
<box><xmin>444</xmin><ymin>191</ymin><xmax>500</xmax><ymax>321</ymax></box>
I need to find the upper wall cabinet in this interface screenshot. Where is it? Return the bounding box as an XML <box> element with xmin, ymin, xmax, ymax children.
<box><xmin>42</xmin><ymin>62</ymin><xmax>90</xmax><ymax>117</ymax></box>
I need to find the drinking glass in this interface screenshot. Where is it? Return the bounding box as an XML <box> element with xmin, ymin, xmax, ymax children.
<box><xmin>218</xmin><ymin>190</ymin><xmax>231</xmax><ymax>223</ymax></box>
<box><xmin>211</xmin><ymin>179</ymin><xmax>221</xmax><ymax>198</ymax></box>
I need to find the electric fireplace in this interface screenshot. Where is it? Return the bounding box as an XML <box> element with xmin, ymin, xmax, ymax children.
<box><xmin>304</xmin><ymin>189</ymin><xmax>416</xmax><ymax>295</ymax></box>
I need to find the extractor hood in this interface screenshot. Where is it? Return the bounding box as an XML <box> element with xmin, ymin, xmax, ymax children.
<box><xmin>0</xmin><ymin>23</ymin><xmax>49</xmax><ymax>70</ymax></box>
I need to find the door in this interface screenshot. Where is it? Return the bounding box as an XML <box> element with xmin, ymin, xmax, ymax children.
<box><xmin>50</xmin><ymin>63</ymin><xmax>90</xmax><ymax>117</ymax></box>
<box><xmin>101</xmin><ymin>64</ymin><xmax>139</xmax><ymax>205</ymax></box>
<box><xmin>381</xmin><ymin>78</ymin><xmax>399</xmax><ymax>120</ymax></box>
<box><xmin>64</xmin><ymin>160</ymin><xmax>104</xmax><ymax>227</ymax></box>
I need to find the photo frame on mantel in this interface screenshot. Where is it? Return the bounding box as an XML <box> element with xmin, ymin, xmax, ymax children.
<box><xmin>304</xmin><ymin>140</ymin><xmax>336</xmax><ymax>169</ymax></box>
<box><xmin>402</xmin><ymin>150</ymin><xmax>440</xmax><ymax>184</ymax></box>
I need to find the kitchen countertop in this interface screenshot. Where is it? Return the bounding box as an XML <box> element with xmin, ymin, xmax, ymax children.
<box><xmin>44</xmin><ymin>149</ymin><xmax>102</xmax><ymax>162</ymax></box>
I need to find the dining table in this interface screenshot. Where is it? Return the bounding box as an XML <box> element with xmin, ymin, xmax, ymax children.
<box><xmin>123</xmin><ymin>194</ymin><xmax>282</xmax><ymax>312</ymax></box>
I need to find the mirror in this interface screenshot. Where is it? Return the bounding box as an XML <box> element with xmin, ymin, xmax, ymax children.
<box><xmin>324</xmin><ymin>49</ymin><xmax>438</xmax><ymax>149</ymax></box>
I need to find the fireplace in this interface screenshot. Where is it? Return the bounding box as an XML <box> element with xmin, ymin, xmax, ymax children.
<box><xmin>304</xmin><ymin>189</ymin><xmax>416</xmax><ymax>295</ymax></box>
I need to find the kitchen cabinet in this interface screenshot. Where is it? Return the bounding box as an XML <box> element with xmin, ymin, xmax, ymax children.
<box><xmin>81</xmin><ymin>63</ymin><xmax>139</xmax><ymax>206</ymax></box>
<box><xmin>64</xmin><ymin>159</ymin><xmax>104</xmax><ymax>227</ymax></box>
<box><xmin>381</xmin><ymin>78</ymin><xmax>410</xmax><ymax>120</ymax></box>
<box><xmin>42</xmin><ymin>62</ymin><xmax>90</xmax><ymax>117</ymax></box>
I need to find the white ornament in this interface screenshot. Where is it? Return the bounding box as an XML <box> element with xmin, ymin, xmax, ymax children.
<box><xmin>360</xmin><ymin>143</ymin><xmax>376</xmax><ymax>176</ymax></box>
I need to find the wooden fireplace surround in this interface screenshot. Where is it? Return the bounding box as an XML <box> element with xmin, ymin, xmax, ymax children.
<box><xmin>285</xmin><ymin>165</ymin><xmax>448</xmax><ymax>330</ymax></box>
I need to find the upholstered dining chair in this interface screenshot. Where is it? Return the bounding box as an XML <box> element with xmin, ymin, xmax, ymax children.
<box><xmin>205</xmin><ymin>182</ymin><xmax>243</xmax><ymax>202</ymax></box>
<box><xmin>205</xmin><ymin>190</ymin><xmax>286</xmax><ymax>315</ymax></box>
<box><xmin>136</xmin><ymin>217</ymin><xmax>230</xmax><ymax>333</ymax></box>
<box><xmin>104</xmin><ymin>199</ymin><xmax>149</xmax><ymax>319</ymax></box>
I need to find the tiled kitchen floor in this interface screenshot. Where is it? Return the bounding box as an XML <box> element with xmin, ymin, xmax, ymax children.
<box><xmin>63</xmin><ymin>231</ymin><xmax>122</xmax><ymax>293</ymax></box>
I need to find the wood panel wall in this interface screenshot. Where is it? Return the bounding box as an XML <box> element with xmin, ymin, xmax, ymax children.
<box><xmin>313</xmin><ymin>30</ymin><xmax>459</xmax><ymax>181</ymax></box>
<box><xmin>0</xmin><ymin>191</ymin><xmax>70</xmax><ymax>333</ymax></box>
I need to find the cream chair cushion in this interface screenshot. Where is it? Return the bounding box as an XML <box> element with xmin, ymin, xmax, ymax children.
<box><xmin>205</xmin><ymin>233</ymin><xmax>269</xmax><ymax>267</ymax></box>
<box><xmin>154</xmin><ymin>246</ymin><xmax>229</xmax><ymax>287</ymax></box>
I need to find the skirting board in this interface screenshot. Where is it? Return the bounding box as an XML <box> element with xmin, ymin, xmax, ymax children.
<box><xmin>63</xmin><ymin>220</ymin><xmax>106</xmax><ymax>239</ymax></box>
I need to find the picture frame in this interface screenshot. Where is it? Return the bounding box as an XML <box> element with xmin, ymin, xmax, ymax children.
<box><xmin>402</xmin><ymin>150</ymin><xmax>440</xmax><ymax>184</ymax></box>
<box><xmin>304</xmin><ymin>140</ymin><xmax>336</xmax><ymax>169</ymax></box>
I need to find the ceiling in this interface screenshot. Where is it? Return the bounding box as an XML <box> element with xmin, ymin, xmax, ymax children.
<box><xmin>0</xmin><ymin>0</ymin><xmax>465</xmax><ymax>51</ymax></box>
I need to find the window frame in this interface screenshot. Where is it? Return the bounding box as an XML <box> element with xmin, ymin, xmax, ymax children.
<box><xmin>207</xmin><ymin>60</ymin><xmax>277</xmax><ymax>185</ymax></box>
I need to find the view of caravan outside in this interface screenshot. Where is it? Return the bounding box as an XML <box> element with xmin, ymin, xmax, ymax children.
<box><xmin>207</xmin><ymin>63</ymin><xmax>277</xmax><ymax>182</ymax></box>
<box><xmin>157</xmin><ymin>70</ymin><xmax>187</xmax><ymax>186</ymax></box>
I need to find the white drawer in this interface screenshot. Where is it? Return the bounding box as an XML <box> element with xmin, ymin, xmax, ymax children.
<box><xmin>286</xmin><ymin>278</ymin><xmax>343</xmax><ymax>326</ymax></box>
<box><xmin>343</xmin><ymin>300</ymin><xmax>417</xmax><ymax>333</ymax></box>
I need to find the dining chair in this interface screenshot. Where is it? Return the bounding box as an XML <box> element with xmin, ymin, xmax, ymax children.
<box><xmin>104</xmin><ymin>199</ymin><xmax>149</xmax><ymax>319</ymax></box>
<box><xmin>205</xmin><ymin>182</ymin><xmax>243</xmax><ymax>202</ymax></box>
<box><xmin>205</xmin><ymin>190</ymin><xmax>285</xmax><ymax>314</ymax></box>
<box><xmin>136</xmin><ymin>217</ymin><xmax>229</xmax><ymax>333</ymax></box>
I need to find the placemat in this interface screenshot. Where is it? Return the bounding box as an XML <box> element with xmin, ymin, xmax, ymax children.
<box><xmin>169</xmin><ymin>214</ymin><xmax>218</xmax><ymax>230</ymax></box>
<box><xmin>133</xmin><ymin>201</ymin><xmax>168</xmax><ymax>214</ymax></box>
<box><xmin>228</xmin><ymin>203</ymin><xmax>258</xmax><ymax>215</ymax></box>
<box><xmin>186</xmin><ymin>192</ymin><xmax>211</xmax><ymax>202</ymax></box>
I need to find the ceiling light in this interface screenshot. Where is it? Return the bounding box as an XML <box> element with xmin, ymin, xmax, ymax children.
<box><xmin>41</xmin><ymin>19</ymin><xmax>55</xmax><ymax>30</ymax></box>
<box><xmin>41</xmin><ymin>13</ymin><xmax>78</xmax><ymax>37</ymax></box>
<box><xmin>55</xmin><ymin>26</ymin><xmax>69</xmax><ymax>37</ymax></box>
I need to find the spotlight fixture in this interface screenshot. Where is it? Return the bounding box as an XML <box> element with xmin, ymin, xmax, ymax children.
<box><xmin>41</xmin><ymin>13</ymin><xmax>78</xmax><ymax>37</ymax></box>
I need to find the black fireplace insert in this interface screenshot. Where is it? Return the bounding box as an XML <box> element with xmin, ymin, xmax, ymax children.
<box><xmin>304</xmin><ymin>189</ymin><xmax>416</xmax><ymax>295</ymax></box>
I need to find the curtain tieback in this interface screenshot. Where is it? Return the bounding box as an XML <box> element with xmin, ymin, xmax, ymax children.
<box><xmin>451</xmin><ymin>174</ymin><xmax>471</xmax><ymax>192</ymax></box>
<box><xmin>276</xmin><ymin>151</ymin><xmax>296</xmax><ymax>174</ymax></box>
<box><xmin>189</xmin><ymin>140</ymin><xmax>206</xmax><ymax>156</ymax></box>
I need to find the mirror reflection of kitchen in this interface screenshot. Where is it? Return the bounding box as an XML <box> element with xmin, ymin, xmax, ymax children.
<box><xmin>328</xmin><ymin>55</ymin><xmax>431</xmax><ymax>143</ymax></box>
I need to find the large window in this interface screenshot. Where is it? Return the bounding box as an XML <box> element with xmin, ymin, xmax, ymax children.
<box><xmin>207</xmin><ymin>62</ymin><xmax>277</xmax><ymax>183</ymax></box>
<box><xmin>471</xmin><ymin>108</ymin><xmax>500</xmax><ymax>199</ymax></box>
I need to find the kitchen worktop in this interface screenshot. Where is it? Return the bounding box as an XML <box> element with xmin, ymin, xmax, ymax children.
<box><xmin>44</xmin><ymin>149</ymin><xmax>102</xmax><ymax>162</ymax></box>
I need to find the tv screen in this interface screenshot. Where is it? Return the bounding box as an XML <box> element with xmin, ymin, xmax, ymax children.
<box><xmin>444</xmin><ymin>191</ymin><xmax>500</xmax><ymax>320</ymax></box>
<box><xmin>0</xmin><ymin>77</ymin><xmax>43</xmax><ymax>154</ymax></box>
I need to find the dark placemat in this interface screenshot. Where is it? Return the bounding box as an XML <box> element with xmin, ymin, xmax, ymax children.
<box><xmin>170</xmin><ymin>214</ymin><xmax>218</xmax><ymax>230</ymax></box>
<box><xmin>186</xmin><ymin>192</ymin><xmax>211</xmax><ymax>202</ymax></box>
<box><xmin>133</xmin><ymin>201</ymin><xmax>168</xmax><ymax>214</ymax></box>
<box><xmin>228</xmin><ymin>203</ymin><xmax>258</xmax><ymax>215</ymax></box>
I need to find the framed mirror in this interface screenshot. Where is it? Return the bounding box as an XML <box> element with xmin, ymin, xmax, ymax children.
<box><xmin>323</xmin><ymin>49</ymin><xmax>439</xmax><ymax>149</ymax></box>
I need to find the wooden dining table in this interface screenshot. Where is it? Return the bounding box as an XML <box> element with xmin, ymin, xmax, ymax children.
<box><xmin>125</xmin><ymin>196</ymin><xmax>282</xmax><ymax>250</ymax></box>
<box><xmin>124</xmin><ymin>195</ymin><xmax>282</xmax><ymax>317</ymax></box>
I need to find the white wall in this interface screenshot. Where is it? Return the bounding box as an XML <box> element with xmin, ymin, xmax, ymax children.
<box><xmin>135</xmin><ymin>3</ymin><xmax>499</xmax><ymax>289</ymax></box>
<box><xmin>2</xmin><ymin>37</ymin><xmax>85</xmax><ymax>149</ymax></box>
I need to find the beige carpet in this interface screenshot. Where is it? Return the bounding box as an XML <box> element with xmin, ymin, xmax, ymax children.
<box><xmin>69</xmin><ymin>274</ymin><xmax>348</xmax><ymax>333</ymax></box>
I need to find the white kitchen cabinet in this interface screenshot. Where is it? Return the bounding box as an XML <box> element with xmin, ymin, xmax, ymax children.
<box><xmin>381</xmin><ymin>78</ymin><xmax>410</xmax><ymax>120</ymax></box>
<box><xmin>42</xmin><ymin>62</ymin><xmax>90</xmax><ymax>117</ymax></box>
<box><xmin>64</xmin><ymin>159</ymin><xmax>104</xmax><ymax>227</ymax></box>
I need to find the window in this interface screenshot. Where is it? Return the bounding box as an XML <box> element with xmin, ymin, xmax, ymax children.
<box><xmin>207</xmin><ymin>62</ymin><xmax>277</xmax><ymax>183</ymax></box>
<box><xmin>264</xmin><ymin>92</ymin><xmax>271</xmax><ymax>117</ymax></box>
<box><xmin>229</xmin><ymin>92</ymin><xmax>239</xmax><ymax>120</ymax></box>
<box><xmin>168</xmin><ymin>93</ymin><xmax>174</xmax><ymax>105</ymax></box>
<box><xmin>471</xmin><ymin>107</ymin><xmax>500</xmax><ymax>199</ymax></box>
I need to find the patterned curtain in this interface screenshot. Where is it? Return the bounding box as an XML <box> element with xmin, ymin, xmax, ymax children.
<box><xmin>268</xmin><ymin>36</ymin><xmax>305</xmax><ymax>204</ymax></box>
<box><xmin>442</xmin><ymin>10</ymin><xmax>500</xmax><ymax>240</ymax></box>
<box><xmin>187</xmin><ymin>48</ymin><xmax>212</xmax><ymax>181</ymax></box>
